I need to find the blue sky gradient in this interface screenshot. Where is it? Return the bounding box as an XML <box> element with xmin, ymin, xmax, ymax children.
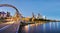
<box><xmin>0</xmin><ymin>0</ymin><xmax>60</xmax><ymax>19</ymax></box>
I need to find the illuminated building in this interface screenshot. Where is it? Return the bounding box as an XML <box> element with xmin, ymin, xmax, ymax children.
<box><xmin>0</xmin><ymin>11</ymin><xmax>6</xmax><ymax>18</ymax></box>
<box><xmin>6</xmin><ymin>12</ymin><xmax>11</xmax><ymax>17</ymax></box>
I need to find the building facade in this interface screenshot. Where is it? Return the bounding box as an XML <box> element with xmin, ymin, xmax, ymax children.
<box><xmin>0</xmin><ymin>11</ymin><xmax>11</xmax><ymax>18</ymax></box>
<box><xmin>0</xmin><ymin>11</ymin><xmax>6</xmax><ymax>18</ymax></box>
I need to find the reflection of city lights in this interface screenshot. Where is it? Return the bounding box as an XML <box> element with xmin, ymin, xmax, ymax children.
<box><xmin>36</xmin><ymin>24</ymin><xmax>38</xmax><ymax>26</ymax></box>
<box><xmin>50</xmin><ymin>22</ymin><xmax>51</xmax><ymax>30</ymax></box>
<box><xmin>25</xmin><ymin>25</ymin><xmax>29</xmax><ymax>33</ymax></box>
<box><xmin>53</xmin><ymin>22</ymin><xmax>55</xmax><ymax>29</ymax></box>
<box><xmin>30</xmin><ymin>24</ymin><xmax>35</xmax><ymax>27</ymax></box>
<box><xmin>43</xmin><ymin>24</ymin><xmax>46</xmax><ymax>32</ymax></box>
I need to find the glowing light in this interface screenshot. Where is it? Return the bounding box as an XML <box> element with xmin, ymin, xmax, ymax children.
<box><xmin>30</xmin><ymin>24</ymin><xmax>35</xmax><ymax>27</ymax></box>
<box><xmin>36</xmin><ymin>23</ymin><xmax>38</xmax><ymax>26</ymax></box>
<box><xmin>4</xmin><ymin>21</ymin><xmax>15</xmax><ymax>24</ymax></box>
<box><xmin>25</xmin><ymin>25</ymin><xmax>29</xmax><ymax>33</ymax></box>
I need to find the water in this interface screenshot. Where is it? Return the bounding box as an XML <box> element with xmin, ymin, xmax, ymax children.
<box><xmin>18</xmin><ymin>22</ymin><xmax>60</xmax><ymax>33</ymax></box>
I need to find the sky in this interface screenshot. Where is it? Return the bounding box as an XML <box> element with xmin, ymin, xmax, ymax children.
<box><xmin>0</xmin><ymin>0</ymin><xmax>60</xmax><ymax>19</ymax></box>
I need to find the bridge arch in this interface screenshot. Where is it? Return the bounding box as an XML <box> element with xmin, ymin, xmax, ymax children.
<box><xmin>0</xmin><ymin>4</ymin><xmax>18</xmax><ymax>12</ymax></box>
<box><xmin>0</xmin><ymin>4</ymin><xmax>21</xmax><ymax>17</ymax></box>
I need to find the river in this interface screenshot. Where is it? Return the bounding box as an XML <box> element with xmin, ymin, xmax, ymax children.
<box><xmin>18</xmin><ymin>22</ymin><xmax>60</xmax><ymax>33</ymax></box>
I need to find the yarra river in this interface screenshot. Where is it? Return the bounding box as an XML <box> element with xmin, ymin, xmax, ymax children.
<box><xmin>19</xmin><ymin>22</ymin><xmax>60</xmax><ymax>33</ymax></box>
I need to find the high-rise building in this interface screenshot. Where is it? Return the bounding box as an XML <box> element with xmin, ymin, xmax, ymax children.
<box><xmin>37</xmin><ymin>13</ymin><xmax>43</xmax><ymax>19</ymax></box>
<box><xmin>32</xmin><ymin>12</ymin><xmax>35</xmax><ymax>18</ymax></box>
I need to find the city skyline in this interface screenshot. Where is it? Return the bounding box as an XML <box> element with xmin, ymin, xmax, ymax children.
<box><xmin>0</xmin><ymin>0</ymin><xmax>60</xmax><ymax>33</ymax></box>
<box><xmin>0</xmin><ymin>0</ymin><xmax>60</xmax><ymax>19</ymax></box>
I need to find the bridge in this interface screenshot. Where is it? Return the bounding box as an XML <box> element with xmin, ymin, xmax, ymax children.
<box><xmin>0</xmin><ymin>4</ymin><xmax>60</xmax><ymax>25</ymax></box>
<box><xmin>0</xmin><ymin>4</ymin><xmax>60</xmax><ymax>33</ymax></box>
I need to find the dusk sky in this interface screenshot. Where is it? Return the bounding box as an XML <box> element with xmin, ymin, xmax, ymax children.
<box><xmin>0</xmin><ymin>0</ymin><xmax>60</xmax><ymax>19</ymax></box>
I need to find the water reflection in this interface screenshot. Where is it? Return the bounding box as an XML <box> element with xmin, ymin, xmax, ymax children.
<box><xmin>56</xmin><ymin>22</ymin><xmax>58</xmax><ymax>30</ymax></box>
<box><xmin>18</xmin><ymin>22</ymin><xmax>60</xmax><ymax>33</ymax></box>
<box><xmin>43</xmin><ymin>23</ymin><xmax>46</xmax><ymax>33</ymax></box>
<box><xmin>53</xmin><ymin>22</ymin><xmax>55</xmax><ymax>29</ymax></box>
<box><xmin>24</xmin><ymin>25</ymin><xmax>29</xmax><ymax>33</ymax></box>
